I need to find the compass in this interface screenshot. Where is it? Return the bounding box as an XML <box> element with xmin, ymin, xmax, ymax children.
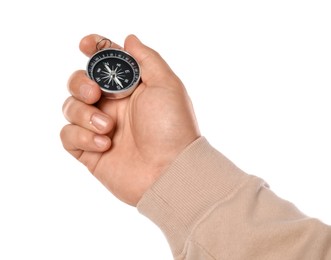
<box><xmin>87</xmin><ymin>47</ymin><xmax>141</xmax><ymax>99</ymax></box>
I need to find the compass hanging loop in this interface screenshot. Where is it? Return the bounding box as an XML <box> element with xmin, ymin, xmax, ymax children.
<box><xmin>96</xmin><ymin>38</ymin><xmax>113</xmax><ymax>51</ymax></box>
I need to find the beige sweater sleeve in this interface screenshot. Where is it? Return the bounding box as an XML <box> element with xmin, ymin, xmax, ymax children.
<box><xmin>137</xmin><ymin>137</ymin><xmax>331</xmax><ymax>259</ymax></box>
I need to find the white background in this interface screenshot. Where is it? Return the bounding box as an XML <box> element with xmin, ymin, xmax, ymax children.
<box><xmin>0</xmin><ymin>0</ymin><xmax>330</xmax><ymax>259</ymax></box>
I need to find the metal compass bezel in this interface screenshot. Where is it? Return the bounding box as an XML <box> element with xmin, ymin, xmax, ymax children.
<box><xmin>87</xmin><ymin>48</ymin><xmax>141</xmax><ymax>99</ymax></box>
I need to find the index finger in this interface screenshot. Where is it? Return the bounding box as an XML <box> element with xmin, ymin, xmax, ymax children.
<box><xmin>79</xmin><ymin>34</ymin><xmax>123</xmax><ymax>57</ymax></box>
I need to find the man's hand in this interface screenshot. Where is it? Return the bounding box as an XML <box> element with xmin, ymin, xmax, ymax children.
<box><xmin>60</xmin><ymin>34</ymin><xmax>200</xmax><ymax>206</ymax></box>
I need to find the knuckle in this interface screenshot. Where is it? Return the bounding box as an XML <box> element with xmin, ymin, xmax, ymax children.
<box><xmin>67</xmin><ymin>70</ymin><xmax>85</xmax><ymax>92</ymax></box>
<box><xmin>62</xmin><ymin>96</ymin><xmax>76</xmax><ymax>121</ymax></box>
<box><xmin>59</xmin><ymin>124</ymin><xmax>72</xmax><ymax>149</ymax></box>
<box><xmin>77</xmin><ymin>130</ymin><xmax>91</xmax><ymax>146</ymax></box>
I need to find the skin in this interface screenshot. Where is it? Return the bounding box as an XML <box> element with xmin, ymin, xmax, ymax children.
<box><xmin>60</xmin><ymin>34</ymin><xmax>200</xmax><ymax>206</ymax></box>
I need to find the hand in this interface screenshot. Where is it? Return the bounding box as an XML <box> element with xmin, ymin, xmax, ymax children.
<box><xmin>60</xmin><ymin>34</ymin><xmax>200</xmax><ymax>206</ymax></box>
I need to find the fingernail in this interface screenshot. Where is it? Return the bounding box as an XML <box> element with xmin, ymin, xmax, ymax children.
<box><xmin>80</xmin><ymin>84</ymin><xmax>92</xmax><ymax>99</ymax></box>
<box><xmin>90</xmin><ymin>114</ymin><xmax>109</xmax><ymax>131</ymax></box>
<box><xmin>94</xmin><ymin>135</ymin><xmax>109</xmax><ymax>148</ymax></box>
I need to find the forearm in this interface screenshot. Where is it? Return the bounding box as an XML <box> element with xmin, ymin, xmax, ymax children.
<box><xmin>137</xmin><ymin>137</ymin><xmax>331</xmax><ymax>259</ymax></box>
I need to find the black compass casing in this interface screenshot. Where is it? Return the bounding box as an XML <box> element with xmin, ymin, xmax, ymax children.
<box><xmin>87</xmin><ymin>48</ymin><xmax>141</xmax><ymax>99</ymax></box>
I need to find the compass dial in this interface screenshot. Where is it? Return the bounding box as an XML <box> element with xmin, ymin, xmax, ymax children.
<box><xmin>87</xmin><ymin>49</ymin><xmax>141</xmax><ymax>99</ymax></box>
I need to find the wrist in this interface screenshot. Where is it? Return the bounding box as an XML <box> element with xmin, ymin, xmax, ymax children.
<box><xmin>137</xmin><ymin>137</ymin><xmax>249</xmax><ymax>255</ymax></box>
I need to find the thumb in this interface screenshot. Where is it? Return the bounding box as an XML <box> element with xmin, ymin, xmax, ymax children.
<box><xmin>124</xmin><ymin>35</ymin><xmax>178</xmax><ymax>83</ymax></box>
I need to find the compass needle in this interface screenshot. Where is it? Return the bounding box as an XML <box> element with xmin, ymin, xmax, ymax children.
<box><xmin>114</xmin><ymin>76</ymin><xmax>124</xmax><ymax>89</ymax></box>
<box><xmin>104</xmin><ymin>64</ymin><xmax>112</xmax><ymax>73</ymax></box>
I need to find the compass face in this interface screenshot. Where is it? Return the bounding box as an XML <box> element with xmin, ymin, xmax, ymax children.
<box><xmin>87</xmin><ymin>49</ymin><xmax>141</xmax><ymax>99</ymax></box>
